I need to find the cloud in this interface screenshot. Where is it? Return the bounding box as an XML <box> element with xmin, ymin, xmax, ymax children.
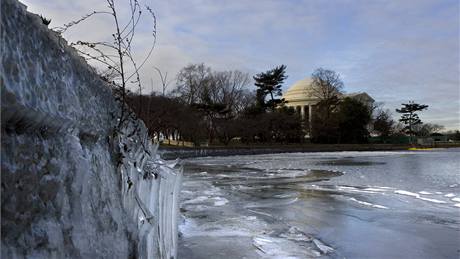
<box><xmin>21</xmin><ymin>0</ymin><xmax>460</xmax><ymax>129</ymax></box>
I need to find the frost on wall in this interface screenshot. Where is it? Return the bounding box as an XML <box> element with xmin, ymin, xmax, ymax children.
<box><xmin>0</xmin><ymin>0</ymin><xmax>182</xmax><ymax>258</ymax></box>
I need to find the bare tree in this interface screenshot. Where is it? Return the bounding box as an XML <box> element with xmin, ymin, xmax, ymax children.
<box><xmin>414</xmin><ymin>123</ymin><xmax>444</xmax><ymax>137</ymax></box>
<box><xmin>171</xmin><ymin>64</ymin><xmax>252</xmax><ymax>143</ymax></box>
<box><xmin>212</xmin><ymin>70</ymin><xmax>251</xmax><ymax>115</ymax></box>
<box><xmin>308</xmin><ymin>68</ymin><xmax>344</xmax><ymax>142</ymax></box>
<box><xmin>154</xmin><ymin>67</ymin><xmax>173</xmax><ymax>96</ymax></box>
<box><xmin>173</xmin><ymin>63</ymin><xmax>212</xmax><ymax>105</ymax></box>
<box><xmin>53</xmin><ymin>0</ymin><xmax>157</xmax><ymax>128</ymax></box>
<box><xmin>373</xmin><ymin>109</ymin><xmax>395</xmax><ymax>142</ymax></box>
<box><xmin>173</xmin><ymin>64</ymin><xmax>252</xmax><ymax>110</ymax></box>
<box><xmin>311</xmin><ymin>68</ymin><xmax>344</xmax><ymax>103</ymax></box>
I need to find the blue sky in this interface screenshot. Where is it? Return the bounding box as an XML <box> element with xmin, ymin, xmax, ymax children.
<box><xmin>22</xmin><ymin>0</ymin><xmax>460</xmax><ymax>129</ymax></box>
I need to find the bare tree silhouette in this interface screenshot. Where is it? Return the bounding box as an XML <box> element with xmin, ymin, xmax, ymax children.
<box><xmin>53</xmin><ymin>0</ymin><xmax>157</xmax><ymax>129</ymax></box>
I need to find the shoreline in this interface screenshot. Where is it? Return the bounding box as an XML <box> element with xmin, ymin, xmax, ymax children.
<box><xmin>159</xmin><ymin>143</ymin><xmax>460</xmax><ymax>160</ymax></box>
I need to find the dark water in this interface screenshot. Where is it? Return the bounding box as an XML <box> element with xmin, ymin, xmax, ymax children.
<box><xmin>178</xmin><ymin>149</ymin><xmax>460</xmax><ymax>258</ymax></box>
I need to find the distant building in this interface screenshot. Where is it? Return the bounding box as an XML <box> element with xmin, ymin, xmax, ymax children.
<box><xmin>282</xmin><ymin>77</ymin><xmax>374</xmax><ymax>125</ymax></box>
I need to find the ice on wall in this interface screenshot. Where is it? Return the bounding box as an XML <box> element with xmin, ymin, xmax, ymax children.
<box><xmin>1</xmin><ymin>0</ymin><xmax>182</xmax><ymax>258</ymax></box>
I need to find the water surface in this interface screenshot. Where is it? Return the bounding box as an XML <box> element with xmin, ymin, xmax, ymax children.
<box><xmin>178</xmin><ymin>149</ymin><xmax>460</xmax><ymax>258</ymax></box>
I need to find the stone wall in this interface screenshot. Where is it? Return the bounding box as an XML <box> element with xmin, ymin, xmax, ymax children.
<box><xmin>1</xmin><ymin>0</ymin><xmax>181</xmax><ymax>258</ymax></box>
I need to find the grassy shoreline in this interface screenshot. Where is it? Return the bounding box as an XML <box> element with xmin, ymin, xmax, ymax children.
<box><xmin>159</xmin><ymin>143</ymin><xmax>460</xmax><ymax>160</ymax></box>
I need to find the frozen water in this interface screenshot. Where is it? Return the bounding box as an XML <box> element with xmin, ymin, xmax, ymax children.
<box><xmin>395</xmin><ymin>190</ymin><xmax>447</xmax><ymax>204</ymax></box>
<box><xmin>178</xmin><ymin>149</ymin><xmax>460</xmax><ymax>258</ymax></box>
<box><xmin>419</xmin><ymin>191</ymin><xmax>432</xmax><ymax>195</ymax></box>
<box><xmin>348</xmin><ymin>197</ymin><xmax>389</xmax><ymax>209</ymax></box>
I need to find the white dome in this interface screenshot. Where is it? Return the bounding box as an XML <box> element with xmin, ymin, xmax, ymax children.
<box><xmin>283</xmin><ymin>78</ymin><xmax>318</xmax><ymax>103</ymax></box>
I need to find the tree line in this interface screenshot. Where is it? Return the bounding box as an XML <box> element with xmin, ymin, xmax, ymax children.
<box><xmin>126</xmin><ymin>64</ymin><xmax>441</xmax><ymax>146</ymax></box>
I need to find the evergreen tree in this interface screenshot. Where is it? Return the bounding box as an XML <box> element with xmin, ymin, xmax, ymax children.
<box><xmin>253</xmin><ymin>65</ymin><xmax>287</xmax><ymax>111</ymax></box>
<box><xmin>396</xmin><ymin>101</ymin><xmax>428</xmax><ymax>144</ymax></box>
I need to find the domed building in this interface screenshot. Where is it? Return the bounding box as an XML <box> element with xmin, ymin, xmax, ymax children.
<box><xmin>282</xmin><ymin>77</ymin><xmax>374</xmax><ymax>124</ymax></box>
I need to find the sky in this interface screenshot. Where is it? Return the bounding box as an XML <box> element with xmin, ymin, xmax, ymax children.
<box><xmin>22</xmin><ymin>0</ymin><xmax>460</xmax><ymax>130</ymax></box>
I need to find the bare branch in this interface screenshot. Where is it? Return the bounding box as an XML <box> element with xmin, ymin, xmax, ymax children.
<box><xmin>52</xmin><ymin>11</ymin><xmax>111</xmax><ymax>34</ymax></box>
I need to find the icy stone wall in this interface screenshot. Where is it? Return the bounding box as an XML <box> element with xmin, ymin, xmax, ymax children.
<box><xmin>1</xmin><ymin>0</ymin><xmax>181</xmax><ymax>258</ymax></box>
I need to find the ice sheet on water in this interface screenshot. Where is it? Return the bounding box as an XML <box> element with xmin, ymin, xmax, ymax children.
<box><xmin>233</xmin><ymin>185</ymin><xmax>275</xmax><ymax>191</ymax></box>
<box><xmin>312</xmin><ymin>238</ymin><xmax>334</xmax><ymax>254</ymax></box>
<box><xmin>182</xmin><ymin>195</ymin><xmax>228</xmax><ymax>207</ymax></box>
<box><xmin>182</xmin><ymin>196</ymin><xmax>209</xmax><ymax>205</ymax></box>
<box><xmin>348</xmin><ymin>197</ymin><xmax>389</xmax><ymax>209</ymax></box>
<box><xmin>419</xmin><ymin>191</ymin><xmax>432</xmax><ymax>195</ymax></box>
<box><xmin>203</xmin><ymin>186</ymin><xmax>223</xmax><ymax>195</ymax></box>
<box><xmin>395</xmin><ymin>190</ymin><xmax>423</xmax><ymax>197</ymax></box>
<box><xmin>213</xmin><ymin>197</ymin><xmax>229</xmax><ymax>206</ymax></box>
<box><xmin>253</xmin><ymin>235</ymin><xmax>321</xmax><ymax>258</ymax></box>
<box><xmin>179</xmin><ymin>216</ymin><xmax>265</xmax><ymax>238</ymax></box>
<box><xmin>279</xmin><ymin>227</ymin><xmax>312</xmax><ymax>242</ymax></box>
<box><xmin>395</xmin><ymin>190</ymin><xmax>447</xmax><ymax>204</ymax></box>
<box><xmin>244</xmin><ymin>197</ymin><xmax>299</xmax><ymax>209</ymax></box>
<box><xmin>251</xmin><ymin>226</ymin><xmax>333</xmax><ymax>258</ymax></box>
<box><xmin>180</xmin><ymin>190</ymin><xmax>193</xmax><ymax>195</ymax></box>
<box><xmin>337</xmin><ymin>186</ymin><xmax>378</xmax><ymax>194</ymax></box>
<box><xmin>247</xmin><ymin>209</ymin><xmax>276</xmax><ymax>219</ymax></box>
<box><xmin>364</xmin><ymin>187</ymin><xmax>392</xmax><ymax>192</ymax></box>
<box><xmin>305</xmin><ymin>184</ymin><xmax>383</xmax><ymax>195</ymax></box>
<box><xmin>273</xmin><ymin>192</ymin><xmax>300</xmax><ymax>199</ymax></box>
